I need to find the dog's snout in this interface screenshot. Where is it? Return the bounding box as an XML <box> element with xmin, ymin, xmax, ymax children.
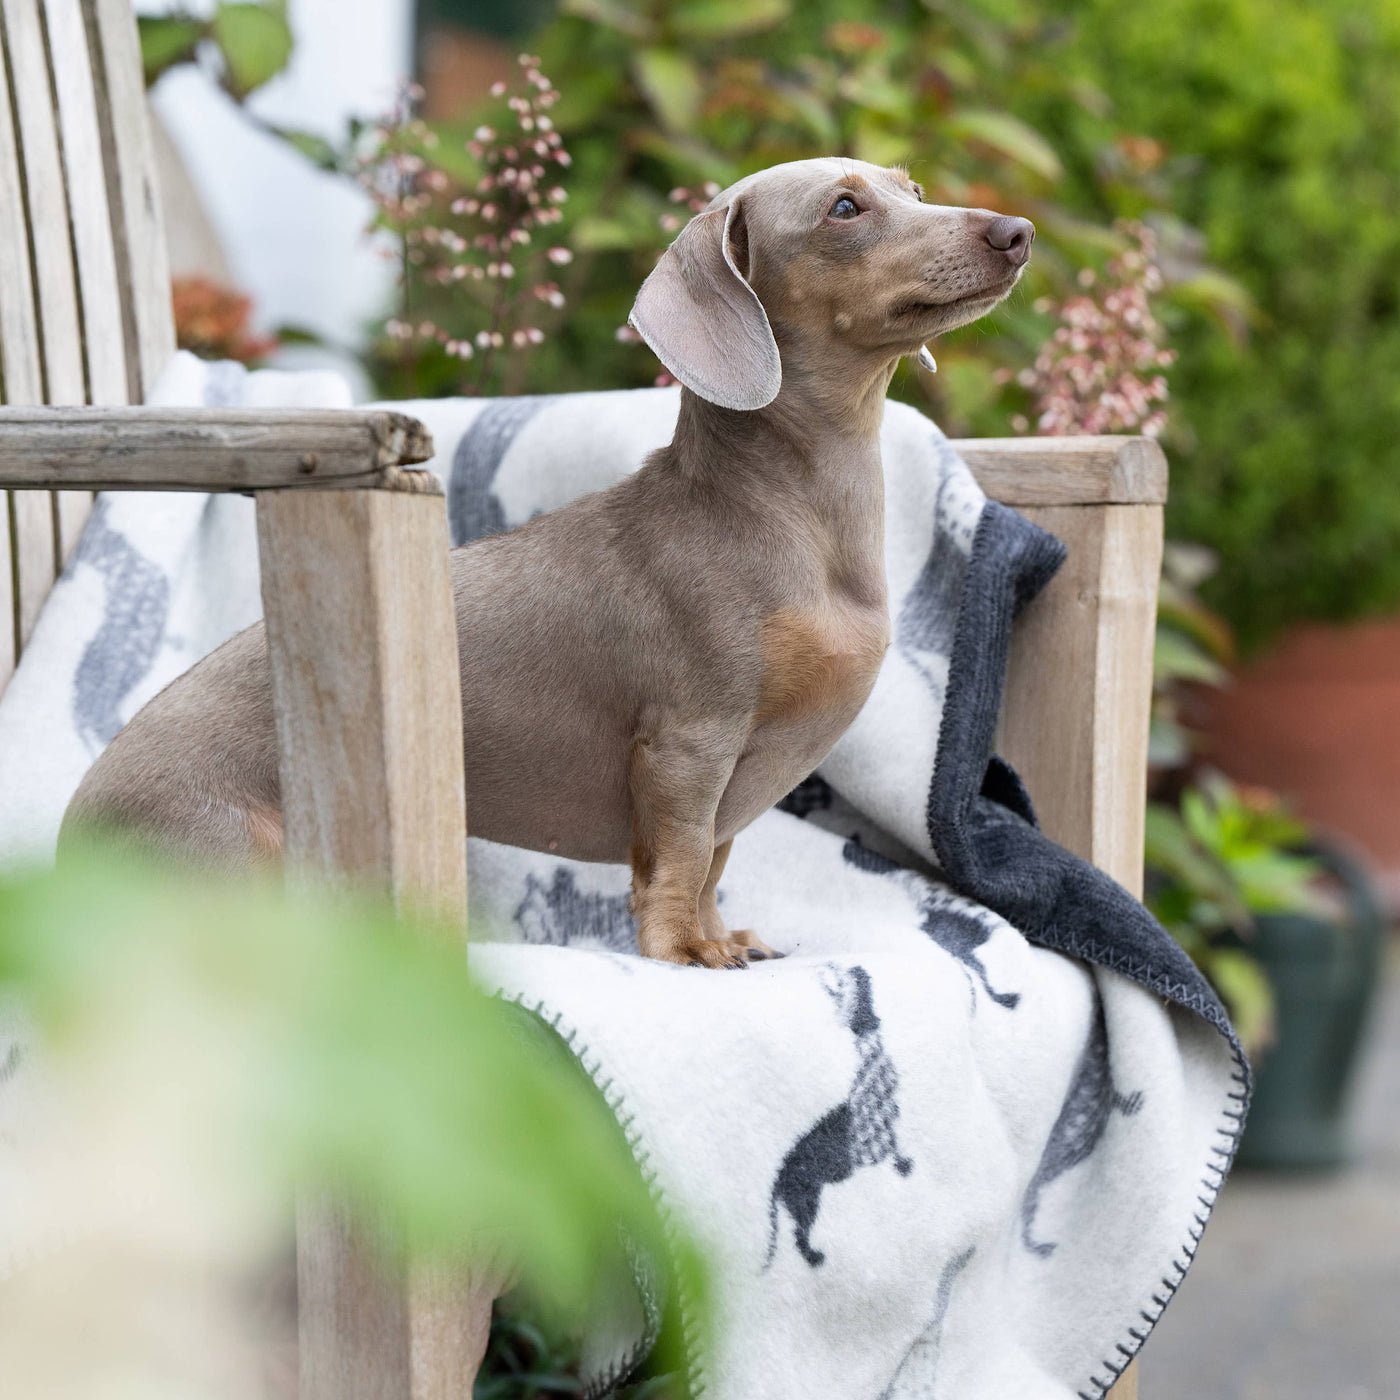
<box><xmin>984</xmin><ymin>215</ymin><xmax>1035</xmax><ymax>265</ymax></box>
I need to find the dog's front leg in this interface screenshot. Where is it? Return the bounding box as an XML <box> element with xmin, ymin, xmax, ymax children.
<box><xmin>700</xmin><ymin>840</ymin><xmax>782</xmax><ymax>962</ymax></box>
<box><xmin>629</xmin><ymin>721</ymin><xmax>748</xmax><ymax>970</ymax></box>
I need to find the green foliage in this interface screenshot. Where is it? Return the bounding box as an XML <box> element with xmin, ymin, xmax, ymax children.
<box><xmin>1145</xmin><ymin>774</ymin><xmax>1323</xmax><ymax>1050</ymax></box>
<box><xmin>0</xmin><ymin>850</ymin><xmax>706</xmax><ymax>1377</ymax></box>
<box><xmin>1150</xmin><ymin>541</ymin><xmax>1234</xmax><ymax>768</ymax></box>
<box><xmin>475</xmin><ymin>1299</ymin><xmax>684</xmax><ymax>1398</ymax></box>
<box><xmin>1025</xmin><ymin>0</ymin><xmax>1400</xmax><ymax>648</ymax></box>
<box><xmin>139</xmin><ymin>2</ymin><xmax>339</xmax><ymax>164</ymax></box>
<box><xmin>140</xmin><ymin>3</ymin><xmax>293</xmax><ymax>98</ymax></box>
<box><xmin>507</xmin><ymin>0</ymin><xmax>1144</xmax><ymax>409</ymax></box>
<box><xmin>211</xmin><ymin>2</ymin><xmax>295</xmax><ymax>100</ymax></box>
<box><xmin>137</xmin><ymin>16</ymin><xmax>205</xmax><ymax>84</ymax></box>
<box><xmin>147</xmin><ymin>0</ymin><xmax>1400</xmax><ymax>644</ymax></box>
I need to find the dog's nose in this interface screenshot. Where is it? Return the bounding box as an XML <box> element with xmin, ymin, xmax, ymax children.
<box><xmin>985</xmin><ymin>215</ymin><xmax>1035</xmax><ymax>265</ymax></box>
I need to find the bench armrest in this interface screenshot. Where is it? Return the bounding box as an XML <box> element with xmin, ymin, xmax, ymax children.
<box><xmin>950</xmin><ymin>435</ymin><xmax>1167</xmax><ymax>507</ymax></box>
<box><xmin>0</xmin><ymin>406</ymin><xmax>435</xmax><ymax>492</ymax></box>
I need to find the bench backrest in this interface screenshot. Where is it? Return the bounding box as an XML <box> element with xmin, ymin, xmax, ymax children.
<box><xmin>0</xmin><ymin>0</ymin><xmax>175</xmax><ymax>687</ymax></box>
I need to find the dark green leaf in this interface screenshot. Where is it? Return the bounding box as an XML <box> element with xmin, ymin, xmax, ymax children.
<box><xmin>137</xmin><ymin>16</ymin><xmax>206</xmax><ymax>86</ymax></box>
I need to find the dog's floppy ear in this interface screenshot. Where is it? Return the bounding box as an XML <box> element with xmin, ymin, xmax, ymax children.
<box><xmin>628</xmin><ymin>200</ymin><xmax>781</xmax><ymax>411</ymax></box>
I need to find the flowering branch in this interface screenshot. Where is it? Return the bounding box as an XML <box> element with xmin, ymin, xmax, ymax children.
<box><xmin>357</xmin><ymin>55</ymin><xmax>574</xmax><ymax>395</ymax></box>
<box><xmin>1011</xmin><ymin>221</ymin><xmax>1176</xmax><ymax>438</ymax></box>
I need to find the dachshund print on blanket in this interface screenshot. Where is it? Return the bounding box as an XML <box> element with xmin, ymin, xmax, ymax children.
<box><xmin>843</xmin><ymin>838</ymin><xmax>1020</xmax><ymax>1010</ymax></box>
<box><xmin>514</xmin><ymin>866</ymin><xmax>639</xmax><ymax>954</ymax></box>
<box><xmin>1021</xmin><ymin>993</ymin><xmax>1144</xmax><ymax>1257</ymax></box>
<box><xmin>765</xmin><ymin>965</ymin><xmax>913</xmax><ymax>1268</ymax></box>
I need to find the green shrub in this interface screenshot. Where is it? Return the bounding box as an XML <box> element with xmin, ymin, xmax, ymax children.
<box><xmin>1023</xmin><ymin>0</ymin><xmax>1400</xmax><ymax>648</ymax></box>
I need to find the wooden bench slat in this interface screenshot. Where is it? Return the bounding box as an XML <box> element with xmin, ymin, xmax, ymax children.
<box><xmin>83</xmin><ymin>0</ymin><xmax>176</xmax><ymax>401</ymax></box>
<box><xmin>2</xmin><ymin>0</ymin><xmax>84</xmax><ymax>405</ymax></box>
<box><xmin>0</xmin><ymin>499</ymin><xmax>14</xmax><ymax>688</ymax></box>
<box><xmin>0</xmin><ymin>10</ymin><xmax>41</xmax><ymax>407</ymax></box>
<box><xmin>9</xmin><ymin>485</ymin><xmax>55</xmax><ymax>648</ymax></box>
<box><xmin>44</xmin><ymin>0</ymin><xmax>121</xmax><ymax>561</ymax></box>
<box><xmin>0</xmin><ymin>16</ymin><xmax>40</xmax><ymax>678</ymax></box>
<box><xmin>46</xmin><ymin>0</ymin><xmax>127</xmax><ymax>405</ymax></box>
<box><xmin>2</xmin><ymin>0</ymin><xmax>86</xmax><ymax>635</ymax></box>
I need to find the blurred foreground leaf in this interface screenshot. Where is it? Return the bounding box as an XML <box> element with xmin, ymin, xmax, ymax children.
<box><xmin>0</xmin><ymin>849</ymin><xmax>706</xmax><ymax>1387</ymax></box>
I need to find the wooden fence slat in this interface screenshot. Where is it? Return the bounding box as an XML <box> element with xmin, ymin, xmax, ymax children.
<box><xmin>82</xmin><ymin>0</ymin><xmax>175</xmax><ymax>401</ymax></box>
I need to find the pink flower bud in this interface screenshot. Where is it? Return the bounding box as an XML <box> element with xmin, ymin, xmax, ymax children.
<box><xmin>546</xmin><ymin>246</ymin><xmax>573</xmax><ymax>265</ymax></box>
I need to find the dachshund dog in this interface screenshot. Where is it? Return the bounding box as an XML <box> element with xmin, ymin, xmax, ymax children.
<box><xmin>63</xmin><ymin>159</ymin><xmax>1032</xmax><ymax>969</ymax></box>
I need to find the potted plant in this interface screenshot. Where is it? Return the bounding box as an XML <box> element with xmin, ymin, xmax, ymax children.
<box><xmin>1146</xmin><ymin>551</ymin><xmax>1387</xmax><ymax>1168</ymax></box>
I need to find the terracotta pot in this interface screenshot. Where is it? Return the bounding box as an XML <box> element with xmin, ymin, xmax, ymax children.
<box><xmin>1198</xmin><ymin>617</ymin><xmax>1400</xmax><ymax>912</ymax></box>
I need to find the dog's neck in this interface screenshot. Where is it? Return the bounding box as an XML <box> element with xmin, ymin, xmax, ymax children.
<box><xmin>670</xmin><ymin>365</ymin><xmax>893</xmax><ymax>609</ymax></box>
<box><xmin>671</xmin><ymin>355</ymin><xmax>895</xmax><ymax>482</ymax></box>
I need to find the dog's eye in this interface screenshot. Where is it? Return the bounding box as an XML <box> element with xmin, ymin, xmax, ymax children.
<box><xmin>829</xmin><ymin>196</ymin><xmax>860</xmax><ymax>220</ymax></box>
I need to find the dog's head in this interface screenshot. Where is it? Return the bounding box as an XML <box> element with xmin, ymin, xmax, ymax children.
<box><xmin>629</xmin><ymin>158</ymin><xmax>1032</xmax><ymax>411</ymax></box>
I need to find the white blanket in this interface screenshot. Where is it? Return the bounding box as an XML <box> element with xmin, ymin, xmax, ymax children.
<box><xmin>0</xmin><ymin>354</ymin><xmax>1247</xmax><ymax>1400</ymax></box>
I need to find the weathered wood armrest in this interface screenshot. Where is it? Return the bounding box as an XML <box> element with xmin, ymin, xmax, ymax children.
<box><xmin>949</xmin><ymin>435</ymin><xmax>1167</xmax><ymax>506</ymax></box>
<box><xmin>0</xmin><ymin>406</ymin><xmax>435</xmax><ymax>492</ymax></box>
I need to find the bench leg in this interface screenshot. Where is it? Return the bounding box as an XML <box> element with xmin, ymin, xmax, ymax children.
<box><xmin>257</xmin><ymin>483</ymin><xmax>483</xmax><ymax>1398</ymax></box>
<box><xmin>1000</xmin><ymin>502</ymin><xmax>1163</xmax><ymax>1400</ymax></box>
<box><xmin>297</xmin><ymin>1198</ymin><xmax>496</xmax><ymax>1400</ymax></box>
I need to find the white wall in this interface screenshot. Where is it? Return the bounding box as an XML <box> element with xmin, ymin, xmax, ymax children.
<box><xmin>142</xmin><ymin>0</ymin><xmax>414</xmax><ymax>393</ymax></box>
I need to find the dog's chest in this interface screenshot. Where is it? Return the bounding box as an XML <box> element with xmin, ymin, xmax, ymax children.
<box><xmin>754</xmin><ymin>605</ymin><xmax>889</xmax><ymax>734</ymax></box>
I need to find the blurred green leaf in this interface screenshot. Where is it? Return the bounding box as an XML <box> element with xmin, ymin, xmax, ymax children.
<box><xmin>1153</xmin><ymin>626</ymin><xmax>1229</xmax><ymax>687</ymax></box>
<box><xmin>851</xmin><ymin>116</ymin><xmax>913</xmax><ymax>168</ymax></box>
<box><xmin>670</xmin><ymin>0</ymin><xmax>791</xmax><ymax>39</ymax></box>
<box><xmin>0</xmin><ymin>850</ymin><xmax>709</xmax><ymax>1349</ymax></box>
<box><xmin>212</xmin><ymin>2</ymin><xmax>294</xmax><ymax>100</ymax></box>
<box><xmin>137</xmin><ymin>16</ymin><xmax>206</xmax><ymax>85</ymax></box>
<box><xmin>945</xmin><ymin>110</ymin><xmax>1063</xmax><ymax>181</ymax></box>
<box><xmin>1206</xmin><ymin>946</ymin><xmax>1276</xmax><ymax>1052</ymax></box>
<box><xmin>270</xmin><ymin>126</ymin><xmax>342</xmax><ymax>171</ymax></box>
<box><xmin>562</xmin><ymin>0</ymin><xmax>655</xmax><ymax>41</ymax></box>
<box><xmin>633</xmin><ymin>48</ymin><xmax>703</xmax><ymax>133</ymax></box>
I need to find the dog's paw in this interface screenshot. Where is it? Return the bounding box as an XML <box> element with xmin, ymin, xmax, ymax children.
<box><xmin>673</xmin><ymin>939</ymin><xmax>750</xmax><ymax>970</ymax></box>
<box><xmin>727</xmin><ymin>929</ymin><xmax>784</xmax><ymax>962</ymax></box>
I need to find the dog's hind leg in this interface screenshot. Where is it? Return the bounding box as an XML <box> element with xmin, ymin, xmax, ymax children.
<box><xmin>629</xmin><ymin>721</ymin><xmax>748</xmax><ymax>969</ymax></box>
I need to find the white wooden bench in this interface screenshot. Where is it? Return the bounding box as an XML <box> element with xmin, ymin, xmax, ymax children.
<box><xmin>0</xmin><ymin>3</ymin><xmax>1161</xmax><ymax>1394</ymax></box>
